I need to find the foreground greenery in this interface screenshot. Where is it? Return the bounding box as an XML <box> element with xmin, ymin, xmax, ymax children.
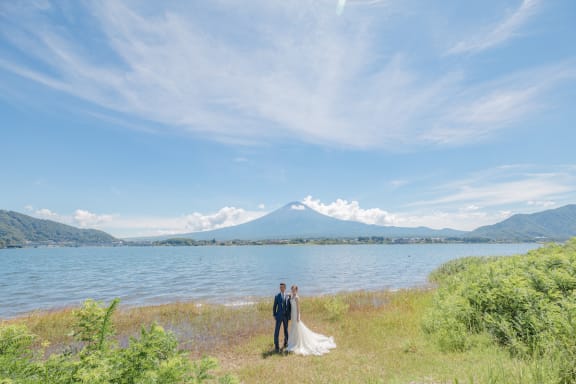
<box><xmin>0</xmin><ymin>299</ymin><xmax>237</xmax><ymax>383</ymax></box>
<box><xmin>2</xmin><ymin>238</ymin><xmax>576</xmax><ymax>383</ymax></box>
<box><xmin>424</xmin><ymin>238</ymin><xmax>576</xmax><ymax>383</ymax></box>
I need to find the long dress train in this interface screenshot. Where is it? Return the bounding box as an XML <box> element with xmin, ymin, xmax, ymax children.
<box><xmin>286</xmin><ymin>296</ymin><xmax>336</xmax><ymax>356</ymax></box>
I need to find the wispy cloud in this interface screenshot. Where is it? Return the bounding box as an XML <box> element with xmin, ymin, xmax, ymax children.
<box><xmin>449</xmin><ymin>0</ymin><xmax>541</xmax><ymax>55</ymax></box>
<box><xmin>0</xmin><ymin>0</ymin><xmax>570</xmax><ymax>150</ymax></box>
<box><xmin>409</xmin><ymin>165</ymin><xmax>576</xmax><ymax>210</ymax></box>
<box><xmin>421</xmin><ymin>64</ymin><xmax>576</xmax><ymax>145</ymax></box>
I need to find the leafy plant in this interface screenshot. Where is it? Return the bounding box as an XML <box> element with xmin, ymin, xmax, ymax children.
<box><xmin>0</xmin><ymin>299</ymin><xmax>237</xmax><ymax>383</ymax></box>
<box><xmin>424</xmin><ymin>238</ymin><xmax>576</xmax><ymax>382</ymax></box>
<box><xmin>0</xmin><ymin>324</ymin><xmax>39</xmax><ymax>381</ymax></box>
<box><xmin>73</xmin><ymin>298</ymin><xmax>119</xmax><ymax>353</ymax></box>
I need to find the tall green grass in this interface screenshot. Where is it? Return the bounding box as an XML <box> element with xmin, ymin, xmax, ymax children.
<box><xmin>424</xmin><ymin>238</ymin><xmax>576</xmax><ymax>383</ymax></box>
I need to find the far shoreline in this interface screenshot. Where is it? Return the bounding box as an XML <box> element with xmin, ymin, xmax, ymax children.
<box><xmin>0</xmin><ymin>236</ymin><xmax>547</xmax><ymax>249</ymax></box>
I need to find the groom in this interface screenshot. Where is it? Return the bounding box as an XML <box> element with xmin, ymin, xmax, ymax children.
<box><xmin>273</xmin><ymin>282</ymin><xmax>291</xmax><ymax>352</ymax></box>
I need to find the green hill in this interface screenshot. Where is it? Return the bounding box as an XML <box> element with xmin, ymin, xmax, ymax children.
<box><xmin>0</xmin><ymin>210</ymin><xmax>119</xmax><ymax>248</ymax></box>
<box><xmin>469</xmin><ymin>204</ymin><xmax>576</xmax><ymax>241</ymax></box>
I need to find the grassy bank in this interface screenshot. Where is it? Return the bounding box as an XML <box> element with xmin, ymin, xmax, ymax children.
<box><xmin>2</xmin><ymin>288</ymin><xmax>549</xmax><ymax>383</ymax></box>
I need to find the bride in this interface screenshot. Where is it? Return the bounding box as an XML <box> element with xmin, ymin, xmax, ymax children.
<box><xmin>286</xmin><ymin>285</ymin><xmax>336</xmax><ymax>356</ymax></box>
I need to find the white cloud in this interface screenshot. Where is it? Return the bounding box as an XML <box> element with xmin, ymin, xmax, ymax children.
<box><xmin>182</xmin><ymin>206</ymin><xmax>265</xmax><ymax>233</ymax></box>
<box><xmin>34</xmin><ymin>208</ymin><xmax>59</xmax><ymax>219</ymax></box>
<box><xmin>302</xmin><ymin>195</ymin><xmax>397</xmax><ymax>225</ymax></box>
<box><xmin>0</xmin><ymin>0</ymin><xmax>570</xmax><ymax>150</ymax></box>
<box><xmin>27</xmin><ymin>207</ymin><xmax>76</xmax><ymax>227</ymax></box>
<box><xmin>72</xmin><ymin>209</ymin><xmax>114</xmax><ymax>228</ymax></box>
<box><xmin>449</xmin><ymin>0</ymin><xmax>541</xmax><ymax>55</ymax></box>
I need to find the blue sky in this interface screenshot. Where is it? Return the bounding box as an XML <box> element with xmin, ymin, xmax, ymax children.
<box><xmin>1</xmin><ymin>0</ymin><xmax>575</xmax><ymax>238</ymax></box>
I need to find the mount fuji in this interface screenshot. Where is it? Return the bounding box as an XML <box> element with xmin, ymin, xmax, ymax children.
<box><xmin>152</xmin><ymin>202</ymin><xmax>464</xmax><ymax>241</ymax></box>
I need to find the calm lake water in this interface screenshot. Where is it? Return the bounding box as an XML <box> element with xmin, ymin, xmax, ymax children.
<box><xmin>0</xmin><ymin>243</ymin><xmax>540</xmax><ymax>318</ymax></box>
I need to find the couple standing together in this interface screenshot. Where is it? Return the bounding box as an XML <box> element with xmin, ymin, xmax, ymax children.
<box><xmin>273</xmin><ymin>282</ymin><xmax>336</xmax><ymax>356</ymax></box>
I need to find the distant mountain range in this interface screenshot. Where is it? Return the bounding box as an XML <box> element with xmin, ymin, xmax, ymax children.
<box><xmin>2</xmin><ymin>203</ymin><xmax>576</xmax><ymax>248</ymax></box>
<box><xmin>0</xmin><ymin>210</ymin><xmax>119</xmax><ymax>248</ymax></box>
<box><xmin>145</xmin><ymin>202</ymin><xmax>576</xmax><ymax>243</ymax></box>
<box><xmin>468</xmin><ymin>204</ymin><xmax>576</xmax><ymax>241</ymax></box>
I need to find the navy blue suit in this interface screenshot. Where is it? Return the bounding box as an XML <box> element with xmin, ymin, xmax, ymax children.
<box><xmin>273</xmin><ymin>292</ymin><xmax>291</xmax><ymax>350</ymax></box>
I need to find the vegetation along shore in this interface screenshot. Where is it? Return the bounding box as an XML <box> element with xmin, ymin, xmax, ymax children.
<box><xmin>2</xmin><ymin>238</ymin><xmax>576</xmax><ymax>383</ymax></box>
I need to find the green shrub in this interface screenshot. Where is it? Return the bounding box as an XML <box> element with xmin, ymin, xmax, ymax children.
<box><xmin>73</xmin><ymin>298</ymin><xmax>119</xmax><ymax>353</ymax></box>
<box><xmin>0</xmin><ymin>299</ymin><xmax>236</xmax><ymax>384</ymax></box>
<box><xmin>425</xmin><ymin>238</ymin><xmax>576</xmax><ymax>382</ymax></box>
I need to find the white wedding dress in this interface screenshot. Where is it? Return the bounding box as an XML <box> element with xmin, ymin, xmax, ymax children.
<box><xmin>286</xmin><ymin>296</ymin><xmax>336</xmax><ymax>356</ymax></box>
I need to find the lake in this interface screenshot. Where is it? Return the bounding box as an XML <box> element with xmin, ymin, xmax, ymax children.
<box><xmin>0</xmin><ymin>243</ymin><xmax>540</xmax><ymax>318</ymax></box>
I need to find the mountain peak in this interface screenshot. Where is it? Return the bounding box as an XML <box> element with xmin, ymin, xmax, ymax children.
<box><xmin>282</xmin><ymin>201</ymin><xmax>309</xmax><ymax>211</ymax></box>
